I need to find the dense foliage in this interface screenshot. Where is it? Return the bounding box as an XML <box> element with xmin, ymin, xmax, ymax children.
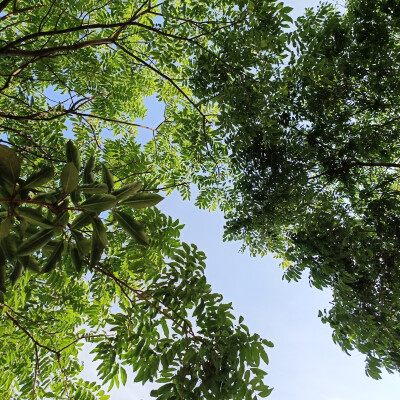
<box><xmin>2</xmin><ymin>0</ymin><xmax>399</xmax><ymax>397</ymax></box>
<box><xmin>201</xmin><ymin>0</ymin><xmax>400</xmax><ymax>378</ymax></box>
<box><xmin>0</xmin><ymin>0</ymin><xmax>283</xmax><ymax>398</ymax></box>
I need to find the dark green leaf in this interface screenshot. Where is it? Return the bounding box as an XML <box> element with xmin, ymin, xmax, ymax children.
<box><xmin>42</xmin><ymin>240</ymin><xmax>64</xmax><ymax>273</ymax></box>
<box><xmin>0</xmin><ymin>144</ymin><xmax>21</xmax><ymax>183</ymax></box>
<box><xmin>23</xmin><ymin>166</ymin><xmax>54</xmax><ymax>190</ymax></box>
<box><xmin>0</xmin><ymin>217</ymin><xmax>11</xmax><ymax>239</ymax></box>
<box><xmin>112</xmin><ymin>182</ymin><xmax>142</xmax><ymax>201</ymax></box>
<box><xmin>78</xmin><ymin>183</ymin><xmax>109</xmax><ymax>194</ymax></box>
<box><xmin>91</xmin><ymin>217</ymin><xmax>108</xmax><ymax>246</ymax></box>
<box><xmin>70</xmin><ymin>246</ymin><xmax>83</xmax><ymax>273</ymax></box>
<box><xmin>61</xmin><ymin>162</ymin><xmax>79</xmax><ymax>194</ymax></box>
<box><xmin>182</xmin><ymin>348</ymin><xmax>196</xmax><ymax>364</ymax></box>
<box><xmin>114</xmin><ymin>210</ymin><xmax>149</xmax><ymax>246</ymax></box>
<box><xmin>70</xmin><ymin>212</ymin><xmax>92</xmax><ymax>230</ymax></box>
<box><xmin>10</xmin><ymin>261</ymin><xmax>23</xmax><ymax>286</ymax></box>
<box><xmin>121</xmin><ymin>193</ymin><xmax>164</xmax><ymax>209</ymax></box>
<box><xmin>17</xmin><ymin>228</ymin><xmax>54</xmax><ymax>256</ymax></box>
<box><xmin>83</xmin><ymin>155</ymin><xmax>95</xmax><ymax>184</ymax></box>
<box><xmin>81</xmin><ymin>194</ymin><xmax>117</xmax><ymax>213</ymax></box>
<box><xmin>66</xmin><ymin>140</ymin><xmax>80</xmax><ymax>170</ymax></box>
<box><xmin>16</xmin><ymin>207</ymin><xmax>54</xmax><ymax>229</ymax></box>
<box><xmin>0</xmin><ymin>262</ymin><xmax>6</xmax><ymax>293</ymax></box>
<box><xmin>101</xmin><ymin>164</ymin><xmax>114</xmax><ymax>191</ymax></box>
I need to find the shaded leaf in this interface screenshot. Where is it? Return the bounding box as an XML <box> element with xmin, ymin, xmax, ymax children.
<box><xmin>0</xmin><ymin>261</ymin><xmax>6</xmax><ymax>293</ymax></box>
<box><xmin>61</xmin><ymin>162</ymin><xmax>79</xmax><ymax>194</ymax></box>
<box><xmin>112</xmin><ymin>182</ymin><xmax>142</xmax><ymax>201</ymax></box>
<box><xmin>83</xmin><ymin>155</ymin><xmax>95</xmax><ymax>184</ymax></box>
<box><xmin>23</xmin><ymin>166</ymin><xmax>54</xmax><ymax>190</ymax></box>
<box><xmin>90</xmin><ymin>229</ymin><xmax>105</xmax><ymax>269</ymax></box>
<box><xmin>19</xmin><ymin>256</ymin><xmax>41</xmax><ymax>273</ymax></box>
<box><xmin>70</xmin><ymin>246</ymin><xmax>83</xmax><ymax>273</ymax></box>
<box><xmin>42</xmin><ymin>240</ymin><xmax>64</xmax><ymax>273</ymax></box>
<box><xmin>121</xmin><ymin>193</ymin><xmax>164</xmax><ymax>209</ymax></box>
<box><xmin>114</xmin><ymin>210</ymin><xmax>149</xmax><ymax>246</ymax></box>
<box><xmin>10</xmin><ymin>261</ymin><xmax>23</xmax><ymax>286</ymax></box>
<box><xmin>17</xmin><ymin>228</ymin><xmax>54</xmax><ymax>256</ymax></box>
<box><xmin>101</xmin><ymin>164</ymin><xmax>114</xmax><ymax>191</ymax></box>
<box><xmin>78</xmin><ymin>183</ymin><xmax>109</xmax><ymax>194</ymax></box>
<box><xmin>0</xmin><ymin>144</ymin><xmax>21</xmax><ymax>183</ymax></box>
<box><xmin>71</xmin><ymin>230</ymin><xmax>91</xmax><ymax>256</ymax></box>
<box><xmin>66</xmin><ymin>140</ymin><xmax>80</xmax><ymax>170</ymax></box>
<box><xmin>0</xmin><ymin>217</ymin><xmax>11</xmax><ymax>239</ymax></box>
<box><xmin>70</xmin><ymin>212</ymin><xmax>92</xmax><ymax>230</ymax></box>
<box><xmin>81</xmin><ymin>194</ymin><xmax>117</xmax><ymax>213</ymax></box>
<box><xmin>17</xmin><ymin>207</ymin><xmax>54</xmax><ymax>229</ymax></box>
<box><xmin>91</xmin><ymin>217</ymin><xmax>108</xmax><ymax>246</ymax></box>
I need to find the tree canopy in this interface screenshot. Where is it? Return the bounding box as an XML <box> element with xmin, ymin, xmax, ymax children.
<box><xmin>212</xmin><ymin>0</ymin><xmax>400</xmax><ymax>379</ymax></box>
<box><xmin>1</xmin><ymin>0</ymin><xmax>400</xmax><ymax>398</ymax></box>
<box><xmin>0</xmin><ymin>0</ymin><xmax>282</xmax><ymax>398</ymax></box>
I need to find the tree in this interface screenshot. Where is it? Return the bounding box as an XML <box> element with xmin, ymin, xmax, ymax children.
<box><xmin>0</xmin><ymin>0</ymin><xmax>286</xmax><ymax>398</ymax></box>
<box><xmin>191</xmin><ymin>0</ymin><xmax>400</xmax><ymax>378</ymax></box>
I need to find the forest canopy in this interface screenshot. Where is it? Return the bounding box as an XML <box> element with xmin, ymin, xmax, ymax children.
<box><xmin>0</xmin><ymin>0</ymin><xmax>399</xmax><ymax>399</ymax></box>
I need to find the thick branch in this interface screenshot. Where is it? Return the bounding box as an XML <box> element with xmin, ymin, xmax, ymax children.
<box><xmin>0</xmin><ymin>37</ymin><xmax>114</xmax><ymax>57</ymax></box>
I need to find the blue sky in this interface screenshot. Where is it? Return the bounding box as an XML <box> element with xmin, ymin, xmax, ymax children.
<box><xmin>81</xmin><ymin>1</ymin><xmax>400</xmax><ymax>399</ymax></box>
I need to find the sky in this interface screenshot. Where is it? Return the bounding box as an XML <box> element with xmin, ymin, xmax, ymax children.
<box><xmin>81</xmin><ymin>1</ymin><xmax>400</xmax><ymax>399</ymax></box>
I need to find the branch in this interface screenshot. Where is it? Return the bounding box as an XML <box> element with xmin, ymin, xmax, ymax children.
<box><xmin>0</xmin><ymin>58</ymin><xmax>37</xmax><ymax>92</ymax></box>
<box><xmin>352</xmin><ymin>161</ymin><xmax>400</xmax><ymax>169</ymax></box>
<box><xmin>115</xmin><ymin>43</ymin><xmax>204</xmax><ymax>116</ymax></box>
<box><xmin>4</xmin><ymin>309</ymin><xmax>57</xmax><ymax>354</ymax></box>
<box><xmin>71</xmin><ymin>111</ymin><xmax>158</xmax><ymax>133</ymax></box>
<box><xmin>0</xmin><ymin>5</ymin><xmax>45</xmax><ymax>22</ymax></box>
<box><xmin>0</xmin><ymin>37</ymin><xmax>114</xmax><ymax>57</ymax></box>
<box><xmin>93</xmin><ymin>264</ymin><xmax>208</xmax><ymax>345</ymax></box>
<box><xmin>0</xmin><ymin>0</ymin><xmax>11</xmax><ymax>13</ymax></box>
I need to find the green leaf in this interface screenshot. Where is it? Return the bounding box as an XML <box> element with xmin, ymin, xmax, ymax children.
<box><xmin>120</xmin><ymin>366</ymin><xmax>127</xmax><ymax>386</ymax></box>
<box><xmin>101</xmin><ymin>164</ymin><xmax>114</xmax><ymax>191</ymax></box>
<box><xmin>91</xmin><ymin>217</ymin><xmax>108</xmax><ymax>246</ymax></box>
<box><xmin>90</xmin><ymin>229</ymin><xmax>105</xmax><ymax>269</ymax></box>
<box><xmin>160</xmin><ymin>319</ymin><xmax>169</xmax><ymax>337</ymax></box>
<box><xmin>23</xmin><ymin>166</ymin><xmax>54</xmax><ymax>190</ymax></box>
<box><xmin>260</xmin><ymin>348</ymin><xmax>269</xmax><ymax>365</ymax></box>
<box><xmin>42</xmin><ymin>240</ymin><xmax>64</xmax><ymax>273</ymax></box>
<box><xmin>78</xmin><ymin>183</ymin><xmax>109</xmax><ymax>194</ymax></box>
<box><xmin>83</xmin><ymin>155</ymin><xmax>96</xmax><ymax>184</ymax></box>
<box><xmin>19</xmin><ymin>256</ymin><xmax>41</xmax><ymax>273</ymax></box>
<box><xmin>61</xmin><ymin>162</ymin><xmax>79</xmax><ymax>194</ymax></box>
<box><xmin>57</xmin><ymin>210</ymin><xmax>69</xmax><ymax>227</ymax></box>
<box><xmin>66</xmin><ymin>140</ymin><xmax>80</xmax><ymax>170</ymax></box>
<box><xmin>10</xmin><ymin>261</ymin><xmax>23</xmax><ymax>286</ymax></box>
<box><xmin>121</xmin><ymin>193</ymin><xmax>164</xmax><ymax>209</ymax></box>
<box><xmin>0</xmin><ymin>144</ymin><xmax>21</xmax><ymax>183</ymax></box>
<box><xmin>1</xmin><ymin>235</ymin><xmax>17</xmax><ymax>260</ymax></box>
<box><xmin>70</xmin><ymin>212</ymin><xmax>92</xmax><ymax>230</ymax></box>
<box><xmin>16</xmin><ymin>207</ymin><xmax>54</xmax><ymax>229</ymax></box>
<box><xmin>114</xmin><ymin>210</ymin><xmax>149</xmax><ymax>246</ymax></box>
<box><xmin>112</xmin><ymin>182</ymin><xmax>142</xmax><ymax>201</ymax></box>
<box><xmin>0</xmin><ymin>262</ymin><xmax>6</xmax><ymax>293</ymax></box>
<box><xmin>71</xmin><ymin>230</ymin><xmax>91</xmax><ymax>256</ymax></box>
<box><xmin>0</xmin><ymin>217</ymin><xmax>11</xmax><ymax>239</ymax></box>
<box><xmin>32</xmin><ymin>189</ymin><xmax>62</xmax><ymax>203</ymax></box>
<box><xmin>81</xmin><ymin>194</ymin><xmax>117</xmax><ymax>213</ymax></box>
<box><xmin>262</xmin><ymin>339</ymin><xmax>274</xmax><ymax>348</ymax></box>
<box><xmin>258</xmin><ymin>387</ymin><xmax>273</xmax><ymax>398</ymax></box>
<box><xmin>70</xmin><ymin>246</ymin><xmax>83</xmax><ymax>273</ymax></box>
<box><xmin>17</xmin><ymin>228</ymin><xmax>54</xmax><ymax>256</ymax></box>
<box><xmin>182</xmin><ymin>347</ymin><xmax>196</xmax><ymax>364</ymax></box>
